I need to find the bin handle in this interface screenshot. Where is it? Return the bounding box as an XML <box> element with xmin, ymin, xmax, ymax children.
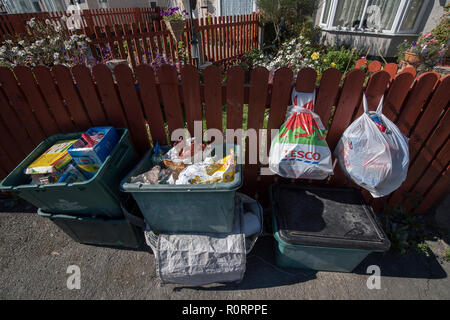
<box><xmin>120</xmin><ymin>203</ymin><xmax>146</xmax><ymax>230</ymax></box>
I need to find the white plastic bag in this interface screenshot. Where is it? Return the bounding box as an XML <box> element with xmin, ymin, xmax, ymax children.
<box><xmin>335</xmin><ymin>94</ymin><xmax>409</xmax><ymax>198</ymax></box>
<box><xmin>268</xmin><ymin>89</ymin><xmax>333</xmax><ymax>179</ymax></box>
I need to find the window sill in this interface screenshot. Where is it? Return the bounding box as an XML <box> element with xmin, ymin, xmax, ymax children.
<box><xmin>319</xmin><ymin>27</ymin><xmax>419</xmax><ymax>37</ymax></box>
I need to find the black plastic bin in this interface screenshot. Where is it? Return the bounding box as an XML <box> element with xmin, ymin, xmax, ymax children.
<box><xmin>270</xmin><ymin>184</ymin><xmax>390</xmax><ymax>272</ymax></box>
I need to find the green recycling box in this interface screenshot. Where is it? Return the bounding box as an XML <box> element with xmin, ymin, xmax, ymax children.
<box><xmin>38</xmin><ymin>207</ymin><xmax>143</xmax><ymax>248</ymax></box>
<box><xmin>270</xmin><ymin>184</ymin><xmax>390</xmax><ymax>273</ymax></box>
<box><xmin>0</xmin><ymin>129</ymin><xmax>138</xmax><ymax>218</ymax></box>
<box><xmin>120</xmin><ymin>144</ymin><xmax>243</xmax><ymax>233</ymax></box>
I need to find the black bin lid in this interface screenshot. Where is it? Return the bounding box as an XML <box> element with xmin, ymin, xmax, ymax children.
<box><xmin>270</xmin><ymin>184</ymin><xmax>390</xmax><ymax>251</ymax></box>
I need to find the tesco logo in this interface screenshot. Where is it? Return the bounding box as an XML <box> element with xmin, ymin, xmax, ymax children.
<box><xmin>287</xmin><ymin>150</ymin><xmax>321</xmax><ymax>161</ymax></box>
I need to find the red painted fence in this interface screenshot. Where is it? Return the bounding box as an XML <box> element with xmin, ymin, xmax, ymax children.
<box><xmin>0</xmin><ymin>7</ymin><xmax>161</xmax><ymax>37</ymax></box>
<box><xmin>0</xmin><ymin>63</ymin><xmax>448</xmax><ymax>214</ymax></box>
<box><xmin>84</xmin><ymin>13</ymin><xmax>260</xmax><ymax>67</ymax></box>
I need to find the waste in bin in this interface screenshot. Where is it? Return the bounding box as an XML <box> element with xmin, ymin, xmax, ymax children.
<box><xmin>270</xmin><ymin>184</ymin><xmax>390</xmax><ymax>272</ymax></box>
<box><xmin>0</xmin><ymin>128</ymin><xmax>138</xmax><ymax>218</ymax></box>
<box><xmin>38</xmin><ymin>205</ymin><xmax>143</xmax><ymax>248</ymax></box>
<box><xmin>120</xmin><ymin>143</ymin><xmax>243</xmax><ymax>233</ymax></box>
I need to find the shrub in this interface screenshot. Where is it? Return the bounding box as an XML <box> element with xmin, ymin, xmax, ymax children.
<box><xmin>0</xmin><ymin>18</ymin><xmax>92</xmax><ymax>68</ymax></box>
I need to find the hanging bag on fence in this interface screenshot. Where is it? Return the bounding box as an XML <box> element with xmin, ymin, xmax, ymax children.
<box><xmin>268</xmin><ymin>89</ymin><xmax>333</xmax><ymax>180</ymax></box>
<box><xmin>334</xmin><ymin>94</ymin><xmax>410</xmax><ymax>198</ymax></box>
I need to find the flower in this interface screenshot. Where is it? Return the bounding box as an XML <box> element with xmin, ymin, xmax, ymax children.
<box><xmin>331</xmin><ymin>62</ymin><xmax>336</xmax><ymax>68</ymax></box>
<box><xmin>323</xmin><ymin>58</ymin><xmax>327</xmax><ymax>62</ymax></box>
<box><xmin>311</xmin><ymin>52</ymin><xmax>320</xmax><ymax>60</ymax></box>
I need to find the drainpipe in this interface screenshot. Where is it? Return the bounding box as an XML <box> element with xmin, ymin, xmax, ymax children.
<box><xmin>188</xmin><ymin>0</ymin><xmax>203</xmax><ymax>67</ymax></box>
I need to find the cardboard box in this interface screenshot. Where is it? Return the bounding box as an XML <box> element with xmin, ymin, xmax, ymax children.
<box><xmin>68</xmin><ymin>127</ymin><xmax>119</xmax><ymax>178</ymax></box>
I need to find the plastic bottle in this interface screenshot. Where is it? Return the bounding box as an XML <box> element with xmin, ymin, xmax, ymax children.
<box><xmin>151</xmin><ymin>141</ymin><xmax>164</xmax><ymax>167</ymax></box>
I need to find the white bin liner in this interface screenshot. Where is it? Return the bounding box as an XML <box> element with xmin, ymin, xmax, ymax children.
<box><xmin>335</xmin><ymin>94</ymin><xmax>410</xmax><ymax>198</ymax></box>
<box><xmin>145</xmin><ymin>193</ymin><xmax>263</xmax><ymax>286</ymax></box>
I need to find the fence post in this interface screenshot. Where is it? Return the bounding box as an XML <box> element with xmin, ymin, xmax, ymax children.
<box><xmin>135</xmin><ymin>8</ymin><xmax>143</xmax><ymax>24</ymax></box>
<box><xmin>83</xmin><ymin>9</ymin><xmax>95</xmax><ymax>32</ymax></box>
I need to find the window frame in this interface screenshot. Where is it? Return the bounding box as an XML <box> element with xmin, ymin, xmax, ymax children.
<box><xmin>319</xmin><ymin>0</ymin><xmax>428</xmax><ymax>35</ymax></box>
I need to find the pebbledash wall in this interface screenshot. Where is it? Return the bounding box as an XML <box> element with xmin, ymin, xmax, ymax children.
<box><xmin>314</xmin><ymin>0</ymin><xmax>448</xmax><ymax>58</ymax></box>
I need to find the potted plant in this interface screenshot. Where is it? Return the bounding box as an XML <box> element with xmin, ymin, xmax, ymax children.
<box><xmin>398</xmin><ymin>33</ymin><xmax>447</xmax><ymax>70</ymax></box>
<box><xmin>161</xmin><ymin>7</ymin><xmax>188</xmax><ymax>43</ymax></box>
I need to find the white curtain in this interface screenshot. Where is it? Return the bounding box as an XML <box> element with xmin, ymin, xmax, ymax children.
<box><xmin>333</xmin><ymin>0</ymin><xmax>366</xmax><ymax>28</ymax></box>
<box><xmin>366</xmin><ymin>0</ymin><xmax>401</xmax><ymax>30</ymax></box>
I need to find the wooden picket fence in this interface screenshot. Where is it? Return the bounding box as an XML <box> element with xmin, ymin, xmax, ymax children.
<box><xmin>0</xmin><ymin>7</ymin><xmax>161</xmax><ymax>39</ymax></box>
<box><xmin>0</xmin><ymin>9</ymin><xmax>260</xmax><ymax>68</ymax></box>
<box><xmin>85</xmin><ymin>13</ymin><xmax>261</xmax><ymax>67</ymax></box>
<box><xmin>0</xmin><ymin>63</ymin><xmax>448</xmax><ymax>214</ymax></box>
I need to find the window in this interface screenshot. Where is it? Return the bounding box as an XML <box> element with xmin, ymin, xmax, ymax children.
<box><xmin>400</xmin><ymin>0</ymin><xmax>426</xmax><ymax>31</ymax></box>
<box><xmin>69</xmin><ymin>0</ymin><xmax>86</xmax><ymax>4</ymax></box>
<box><xmin>320</xmin><ymin>0</ymin><xmax>427</xmax><ymax>34</ymax></box>
<box><xmin>220</xmin><ymin>0</ymin><xmax>253</xmax><ymax>16</ymax></box>
<box><xmin>98</xmin><ymin>0</ymin><xmax>108</xmax><ymax>9</ymax></box>
<box><xmin>150</xmin><ymin>2</ymin><xmax>157</xmax><ymax>8</ymax></box>
<box><xmin>31</xmin><ymin>0</ymin><xmax>41</xmax><ymax>12</ymax></box>
<box><xmin>320</xmin><ymin>0</ymin><xmax>331</xmax><ymax>25</ymax></box>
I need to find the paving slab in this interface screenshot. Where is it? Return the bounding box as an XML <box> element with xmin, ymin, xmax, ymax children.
<box><xmin>0</xmin><ymin>210</ymin><xmax>449</xmax><ymax>300</ymax></box>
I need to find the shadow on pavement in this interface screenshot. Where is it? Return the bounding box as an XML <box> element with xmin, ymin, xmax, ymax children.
<box><xmin>353</xmin><ymin>250</ymin><xmax>447</xmax><ymax>279</ymax></box>
<box><xmin>0</xmin><ymin>198</ymin><xmax>36</xmax><ymax>213</ymax></box>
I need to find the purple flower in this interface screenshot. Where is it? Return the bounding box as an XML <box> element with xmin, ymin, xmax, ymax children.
<box><xmin>412</xmin><ymin>41</ymin><xmax>417</xmax><ymax>47</ymax></box>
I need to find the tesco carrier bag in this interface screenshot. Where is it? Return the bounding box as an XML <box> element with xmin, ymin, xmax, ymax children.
<box><xmin>269</xmin><ymin>89</ymin><xmax>333</xmax><ymax>179</ymax></box>
<box><xmin>335</xmin><ymin>94</ymin><xmax>409</xmax><ymax>198</ymax></box>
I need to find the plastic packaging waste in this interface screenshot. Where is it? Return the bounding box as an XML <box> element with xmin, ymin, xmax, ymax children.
<box><xmin>269</xmin><ymin>89</ymin><xmax>333</xmax><ymax>179</ymax></box>
<box><xmin>335</xmin><ymin>94</ymin><xmax>410</xmax><ymax>198</ymax></box>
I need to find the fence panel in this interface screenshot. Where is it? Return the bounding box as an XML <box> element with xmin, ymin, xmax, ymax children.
<box><xmin>0</xmin><ymin>64</ymin><xmax>448</xmax><ymax>215</ymax></box>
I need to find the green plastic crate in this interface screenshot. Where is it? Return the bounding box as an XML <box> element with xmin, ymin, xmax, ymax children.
<box><xmin>120</xmin><ymin>144</ymin><xmax>243</xmax><ymax>233</ymax></box>
<box><xmin>270</xmin><ymin>184</ymin><xmax>390</xmax><ymax>273</ymax></box>
<box><xmin>38</xmin><ymin>208</ymin><xmax>143</xmax><ymax>248</ymax></box>
<box><xmin>0</xmin><ymin>129</ymin><xmax>138</xmax><ymax>218</ymax></box>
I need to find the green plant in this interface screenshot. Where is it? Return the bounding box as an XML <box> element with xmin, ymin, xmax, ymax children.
<box><xmin>380</xmin><ymin>196</ymin><xmax>443</xmax><ymax>256</ymax></box>
<box><xmin>445</xmin><ymin>248</ymin><xmax>450</xmax><ymax>262</ymax></box>
<box><xmin>431</xmin><ymin>4</ymin><xmax>449</xmax><ymax>47</ymax></box>
<box><xmin>0</xmin><ymin>18</ymin><xmax>92</xmax><ymax>68</ymax></box>
<box><xmin>160</xmin><ymin>7</ymin><xmax>188</xmax><ymax>21</ymax></box>
<box><xmin>397</xmin><ymin>32</ymin><xmax>447</xmax><ymax>72</ymax></box>
<box><xmin>256</xmin><ymin>0</ymin><xmax>317</xmax><ymax>45</ymax></box>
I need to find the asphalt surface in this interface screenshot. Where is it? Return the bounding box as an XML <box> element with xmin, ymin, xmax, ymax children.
<box><xmin>1</xmin><ymin>201</ymin><xmax>449</xmax><ymax>300</ymax></box>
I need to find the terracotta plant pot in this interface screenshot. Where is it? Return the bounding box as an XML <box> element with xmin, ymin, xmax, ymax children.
<box><xmin>164</xmin><ymin>20</ymin><xmax>186</xmax><ymax>43</ymax></box>
<box><xmin>404</xmin><ymin>51</ymin><xmax>421</xmax><ymax>64</ymax></box>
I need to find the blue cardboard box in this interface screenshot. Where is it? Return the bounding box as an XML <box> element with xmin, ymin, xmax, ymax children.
<box><xmin>68</xmin><ymin>127</ymin><xmax>119</xmax><ymax>178</ymax></box>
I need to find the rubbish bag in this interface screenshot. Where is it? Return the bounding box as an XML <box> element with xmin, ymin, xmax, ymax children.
<box><xmin>269</xmin><ymin>89</ymin><xmax>333</xmax><ymax>179</ymax></box>
<box><xmin>144</xmin><ymin>193</ymin><xmax>263</xmax><ymax>286</ymax></box>
<box><xmin>335</xmin><ymin>94</ymin><xmax>409</xmax><ymax>198</ymax></box>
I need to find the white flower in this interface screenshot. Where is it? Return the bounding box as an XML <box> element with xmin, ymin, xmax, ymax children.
<box><xmin>53</xmin><ymin>52</ymin><xmax>60</xmax><ymax>59</ymax></box>
<box><xmin>305</xmin><ymin>41</ymin><xmax>310</xmax><ymax>45</ymax></box>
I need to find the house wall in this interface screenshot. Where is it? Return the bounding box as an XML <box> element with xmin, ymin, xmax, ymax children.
<box><xmin>314</xmin><ymin>0</ymin><xmax>448</xmax><ymax>58</ymax></box>
<box><xmin>157</xmin><ymin>0</ymin><xmax>218</xmax><ymax>18</ymax></box>
<box><xmin>64</xmin><ymin>0</ymin><xmax>151</xmax><ymax>10</ymax></box>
